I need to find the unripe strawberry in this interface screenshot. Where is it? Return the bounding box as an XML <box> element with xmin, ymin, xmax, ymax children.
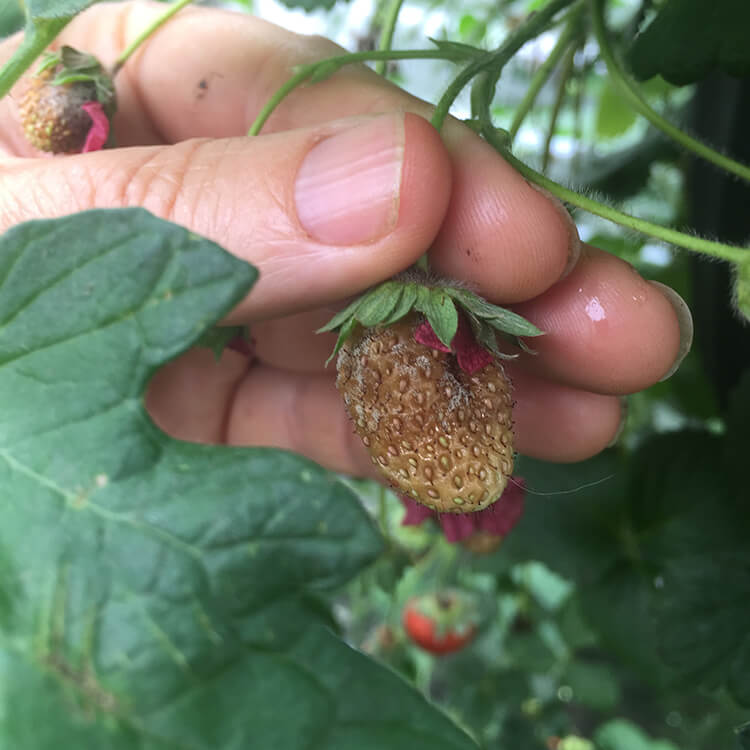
<box><xmin>337</xmin><ymin>315</ymin><xmax>514</xmax><ymax>513</ymax></box>
<box><xmin>18</xmin><ymin>46</ymin><xmax>116</xmax><ymax>154</ymax></box>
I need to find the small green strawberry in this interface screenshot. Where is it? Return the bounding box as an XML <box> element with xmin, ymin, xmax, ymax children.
<box><xmin>320</xmin><ymin>270</ymin><xmax>543</xmax><ymax>513</ymax></box>
<box><xmin>19</xmin><ymin>46</ymin><xmax>116</xmax><ymax>154</ymax></box>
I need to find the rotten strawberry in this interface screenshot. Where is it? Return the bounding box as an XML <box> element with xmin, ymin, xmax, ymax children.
<box><xmin>320</xmin><ymin>271</ymin><xmax>543</xmax><ymax>514</ymax></box>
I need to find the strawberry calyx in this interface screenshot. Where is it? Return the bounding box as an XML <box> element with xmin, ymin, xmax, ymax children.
<box><xmin>318</xmin><ymin>269</ymin><xmax>543</xmax><ymax>364</ymax></box>
<box><xmin>37</xmin><ymin>46</ymin><xmax>117</xmax><ymax>119</ymax></box>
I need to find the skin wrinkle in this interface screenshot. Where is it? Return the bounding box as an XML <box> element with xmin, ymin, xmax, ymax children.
<box><xmin>123</xmin><ymin>139</ymin><xmax>207</xmax><ymax>223</ymax></box>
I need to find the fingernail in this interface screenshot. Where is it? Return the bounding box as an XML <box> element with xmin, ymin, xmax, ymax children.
<box><xmin>607</xmin><ymin>396</ymin><xmax>629</xmax><ymax>448</ymax></box>
<box><xmin>295</xmin><ymin>115</ymin><xmax>404</xmax><ymax>245</ymax></box>
<box><xmin>527</xmin><ymin>182</ymin><xmax>581</xmax><ymax>279</ymax></box>
<box><xmin>651</xmin><ymin>282</ymin><xmax>694</xmax><ymax>382</ymax></box>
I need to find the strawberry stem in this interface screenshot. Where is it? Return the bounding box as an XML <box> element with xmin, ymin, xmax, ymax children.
<box><xmin>111</xmin><ymin>0</ymin><xmax>194</xmax><ymax>77</ymax></box>
<box><xmin>491</xmin><ymin>130</ymin><xmax>747</xmax><ymax>264</ymax></box>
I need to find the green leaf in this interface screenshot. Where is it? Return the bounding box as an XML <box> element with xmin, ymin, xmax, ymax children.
<box><xmin>0</xmin><ymin>209</ymin><xmax>476</xmax><ymax>748</ymax></box>
<box><xmin>415</xmin><ymin>289</ymin><xmax>458</xmax><ymax>348</ymax></box>
<box><xmin>627</xmin><ymin>0</ymin><xmax>750</xmax><ymax>84</ymax></box>
<box><xmin>595</xmin><ymin>720</ymin><xmax>680</xmax><ymax>750</ymax></box>
<box><xmin>562</xmin><ymin>661</ymin><xmax>621</xmax><ymax>711</ymax></box>
<box><xmin>25</xmin><ymin>0</ymin><xmax>99</xmax><ymax>20</ymax></box>
<box><xmin>0</xmin><ymin>0</ymin><xmax>23</xmax><ymax>38</ymax></box>
<box><xmin>595</xmin><ymin>82</ymin><xmax>638</xmax><ymax>139</ymax></box>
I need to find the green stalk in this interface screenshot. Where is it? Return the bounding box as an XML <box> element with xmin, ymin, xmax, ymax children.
<box><xmin>542</xmin><ymin>41</ymin><xmax>576</xmax><ymax>171</ymax></box>
<box><xmin>112</xmin><ymin>0</ymin><xmax>194</xmax><ymax>76</ymax></box>
<box><xmin>248</xmin><ymin>48</ymin><xmax>475</xmax><ymax>137</ymax></box>
<box><xmin>430</xmin><ymin>0</ymin><xmax>577</xmax><ymax>132</ymax></box>
<box><xmin>508</xmin><ymin>8</ymin><xmax>581</xmax><ymax>139</ymax></box>
<box><xmin>0</xmin><ymin>17</ymin><xmax>69</xmax><ymax>99</ymax></box>
<box><xmin>490</xmin><ymin>130</ymin><xmax>746</xmax><ymax>264</ymax></box>
<box><xmin>375</xmin><ymin>0</ymin><xmax>405</xmax><ymax>76</ymax></box>
<box><xmin>589</xmin><ymin>0</ymin><xmax>750</xmax><ymax>183</ymax></box>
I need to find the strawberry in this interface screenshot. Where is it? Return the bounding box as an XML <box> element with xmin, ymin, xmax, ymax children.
<box><xmin>19</xmin><ymin>46</ymin><xmax>116</xmax><ymax>154</ymax></box>
<box><xmin>402</xmin><ymin>589</ymin><xmax>478</xmax><ymax>655</ymax></box>
<box><xmin>337</xmin><ymin>314</ymin><xmax>514</xmax><ymax>512</ymax></box>
<box><xmin>320</xmin><ymin>271</ymin><xmax>542</xmax><ymax>514</ymax></box>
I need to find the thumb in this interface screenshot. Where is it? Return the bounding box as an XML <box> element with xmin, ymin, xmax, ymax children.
<box><xmin>0</xmin><ymin>112</ymin><xmax>451</xmax><ymax>320</ymax></box>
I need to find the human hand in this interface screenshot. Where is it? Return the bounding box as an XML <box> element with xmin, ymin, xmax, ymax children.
<box><xmin>0</xmin><ymin>1</ymin><xmax>691</xmax><ymax>479</ymax></box>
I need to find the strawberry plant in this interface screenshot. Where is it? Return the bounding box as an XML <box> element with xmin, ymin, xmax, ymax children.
<box><xmin>1</xmin><ymin>0</ymin><xmax>749</xmax><ymax>748</ymax></box>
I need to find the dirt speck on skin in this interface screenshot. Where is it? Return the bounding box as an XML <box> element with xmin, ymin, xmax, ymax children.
<box><xmin>195</xmin><ymin>73</ymin><xmax>223</xmax><ymax>101</ymax></box>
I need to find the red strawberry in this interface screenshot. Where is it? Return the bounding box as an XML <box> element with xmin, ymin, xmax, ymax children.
<box><xmin>402</xmin><ymin>590</ymin><xmax>478</xmax><ymax>655</ymax></box>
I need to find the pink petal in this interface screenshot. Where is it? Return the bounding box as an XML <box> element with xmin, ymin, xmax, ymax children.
<box><xmin>474</xmin><ymin>478</ymin><xmax>526</xmax><ymax>536</ymax></box>
<box><xmin>399</xmin><ymin>495</ymin><xmax>436</xmax><ymax>525</ymax></box>
<box><xmin>452</xmin><ymin>316</ymin><xmax>494</xmax><ymax>374</ymax></box>
<box><xmin>414</xmin><ymin>316</ymin><xmax>493</xmax><ymax>374</ymax></box>
<box><xmin>414</xmin><ymin>321</ymin><xmax>451</xmax><ymax>352</ymax></box>
<box><xmin>439</xmin><ymin>513</ymin><xmax>477</xmax><ymax>542</ymax></box>
<box><xmin>81</xmin><ymin>101</ymin><xmax>110</xmax><ymax>153</ymax></box>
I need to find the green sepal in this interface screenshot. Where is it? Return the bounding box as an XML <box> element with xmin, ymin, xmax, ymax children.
<box><xmin>195</xmin><ymin>325</ymin><xmax>249</xmax><ymax>360</ymax></box>
<box><xmin>381</xmin><ymin>283</ymin><xmax>418</xmax><ymax>326</ymax></box>
<box><xmin>445</xmin><ymin>287</ymin><xmax>544</xmax><ymax>338</ymax></box>
<box><xmin>415</xmin><ymin>288</ymin><xmax>458</xmax><ymax>348</ymax></box>
<box><xmin>326</xmin><ymin>317</ymin><xmax>358</xmax><ymax>366</ymax></box>
<box><xmin>316</xmin><ymin>295</ymin><xmax>366</xmax><ymax>333</ymax></box>
<box><xmin>355</xmin><ymin>281</ymin><xmax>403</xmax><ymax>326</ymax></box>
<box><xmin>467</xmin><ymin>314</ymin><xmax>519</xmax><ymax>361</ymax></box>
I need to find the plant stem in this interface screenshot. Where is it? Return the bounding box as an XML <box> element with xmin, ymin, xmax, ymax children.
<box><xmin>0</xmin><ymin>17</ymin><xmax>68</xmax><ymax>99</ymax></box>
<box><xmin>248</xmin><ymin>48</ymin><xmax>474</xmax><ymax>136</ymax></box>
<box><xmin>491</xmin><ymin>133</ymin><xmax>746</xmax><ymax>264</ymax></box>
<box><xmin>111</xmin><ymin>0</ymin><xmax>194</xmax><ymax>76</ymax></box>
<box><xmin>375</xmin><ymin>0</ymin><xmax>405</xmax><ymax>76</ymax></box>
<box><xmin>430</xmin><ymin>0</ymin><xmax>577</xmax><ymax>132</ymax></box>
<box><xmin>589</xmin><ymin>0</ymin><xmax>750</xmax><ymax>183</ymax></box>
<box><xmin>508</xmin><ymin>9</ymin><xmax>580</xmax><ymax>139</ymax></box>
<box><xmin>542</xmin><ymin>41</ymin><xmax>576</xmax><ymax>171</ymax></box>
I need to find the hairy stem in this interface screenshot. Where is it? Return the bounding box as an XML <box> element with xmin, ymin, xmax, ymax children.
<box><xmin>0</xmin><ymin>17</ymin><xmax>69</xmax><ymax>99</ymax></box>
<box><xmin>375</xmin><ymin>0</ymin><xmax>405</xmax><ymax>76</ymax></box>
<box><xmin>431</xmin><ymin>0</ymin><xmax>577</xmax><ymax>132</ymax></box>
<box><xmin>491</xmin><ymin>132</ymin><xmax>746</xmax><ymax>263</ymax></box>
<box><xmin>590</xmin><ymin>0</ymin><xmax>750</xmax><ymax>183</ymax></box>
<box><xmin>112</xmin><ymin>0</ymin><xmax>194</xmax><ymax>76</ymax></box>
<box><xmin>248</xmin><ymin>48</ymin><xmax>474</xmax><ymax>136</ymax></box>
<box><xmin>542</xmin><ymin>41</ymin><xmax>576</xmax><ymax>171</ymax></box>
<box><xmin>509</xmin><ymin>8</ymin><xmax>581</xmax><ymax>139</ymax></box>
